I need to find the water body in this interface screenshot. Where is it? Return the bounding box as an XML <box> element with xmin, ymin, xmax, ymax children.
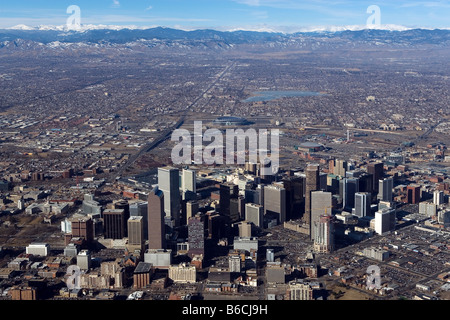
<box><xmin>243</xmin><ymin>90</ymin><xmax>326</xmax><ymax>103</ymax></box>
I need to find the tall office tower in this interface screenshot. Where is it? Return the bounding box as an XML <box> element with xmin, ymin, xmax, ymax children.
<box><xmin>130</xmin><ymin>202</ymin><xmax>148</xmax><ymax>240</ymax></box>
<box><xmin>433</xmin><ymin>190</ymin><xmax>445</xmax><ymax>206</ymax></box>
<box><xmin>310</xmin><ymin>191</ymin><xmax>333</xmax><ymax>240</ymax></box>
<box><xmin>334</xmin><ymin>159</ymin><xmax>347</xmax><ymax>177</ymax></box>
<box><xmin>367</xmin><ymin>162</ymin><xmax>384</xmax><ymax>194</ymax></box>
<box><xmin>358</xmin><ymin>173</ymin><xmax>374</xmax><ymax>194</ymax></box>
<box><xmin>407</xmin><ymin>185</ymin><xmax>421</xmax><ymax>204</ymax></box>
<box><xmin>245</xmin><ymin>203</ymin><xmax>264</xmax><ymax>228</ymax></box>
<box><xmin>313</xmin><ymin>215</ymin><xmax>334</xmax><ymax>253</ymax></box>
<box><xmin>354</xmin><ymin>192</ymin><xmax>371</xmax><ymax>218</ymax></box>
<box><xmin>257</xmin><ymin>184</ymin><xmax>265</xmax><ymax>206</ymax></box>
<box><xmin>77</xmin><ymin>250</ymin><xmax>92</xmax><ymax>271</ymax></box>
<box><xmin>244</xmin><ymin>189</ymin><xmax>260</xmax><ymax>205</ymax></box>
<box><xmin>70</xmin><ymin>216</ymin><xmax>94</xmax><ymax>243</ymax></box>
<box><xmin>207</xmin><ymin>212</ymin><xmax>227</xmax><ymax>240</ymax></box>
<box><xmin>219</xmin><ymin>182</ymin><xmax>239</xmax><ymax>220</ymax></box>
<box><xmin>186</xmin><ymin>200</ymin><xmax>199</xmax><ymax>221</ymax></box>
<box><xmin>229</xmin><ymin>255</ymin><xmax>241</xmax><ymax>273</ymax></box>
<box><xmin>158</xmin><ymin>167</ymin><xmax>181</xmax><ymax>227</ymax></box>
<box><xmin>114</xmin><ymin>200</ymin><xmax>130</xmax><ymax>235</ymax></box>
<box><xmin>319</xmin><ymin>173</ymin><xmax>328</xmax><ymax>191</ymax></box>
<box><xmin>342</xmin><ymin>177</ymin><xmax>359</xmax><ymax>211</ymax></box>
<box><xmin>147</xmin><ymin>187</ymin><xmax>166</xmax><ymax>250</ymax></box>
<box><xmin>305</xmin><ymin>164</ymin><xmax>320</xmax><ymax>226</ymax></box>
<box><xmin>103</xmin><ymin>209</ymin><xmax>127</xmax><ymax>240</ymax></box>
<box><xmin>128</xmin><ymin>216</ymin><xmax>144</xmax><ymax>246</ymax></box>
<box><xmin>182</xmin><ymin>169</ymin><xmax>196</xmax><ymax>193</ymax></box>
<box><xmin>182</xmin><ymin>169</ymin><xmax>197</xmax><ymax>201</ymax></box>
<box><xmin>264</xmin><ymin>184</ymin><xmax>287</xmax><ymax>225</ymax></box>
<box><xmin>238</xmin><ymin>221</ymin><xmax>252</xmax><ymax>237</ymax></box>
<box><xmin>378</xmin><ymin>178</ymin><xmax>393</xmax><ymax>202</ymax></box>
<box><xmin>282</xmin><ymin>176</ymin><xmax>305</xmax><ymax>221</ymax></box>
<box><xmin>188</xmin><ymin>216</ymin><xmax>204</xmax><ymax>258</ymax></box>
<box><xmin>375</xmin><ymin>207</ymin><xmax>396</xmax><ymax>235</ymax></box>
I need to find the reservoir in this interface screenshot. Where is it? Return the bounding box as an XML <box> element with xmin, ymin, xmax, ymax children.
<box><xmin>243</xmin><ymin>90</ymin><xmax>326</xmax><ymax>103</ymax></box>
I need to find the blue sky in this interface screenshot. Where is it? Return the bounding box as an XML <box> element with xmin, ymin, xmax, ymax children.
<box><xmin>0</xmin><ymin>0</ymin><xmax>449</xmax><ymax>31</ymax></box>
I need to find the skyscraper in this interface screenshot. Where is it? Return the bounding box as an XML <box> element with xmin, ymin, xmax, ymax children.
<box><xmin>282</xmin><ymin>176</ymin><xmax>304</xmax><ymax>221</ymax></box>
<box><xmin>182</xmin><ymin>168</ymin><xmax>197</xmax><ymax>201</ymax></box>
<box><xmin>354</xmin><ymin>192</ymin><xmax>371</xmax><ymax>218</ymax></box>
<box><xmin>147</xmin><ymin>187</ymin><xmax>166</xmax><ymax>250</ymax></box>
<box><xmin>433</xmin><ymin>190</ymin><xmax>445</xmax><ymax>206</ymax></box>
<box><xmin>128</xmin><ymin>216</ymin><xmax>144</xmax><ymax>247</ymax></box>
<box><xmin>313</xmin><ymin>215</ymin><xmax>334</xmax><ymax>253</ymax></box>
<box><xmin>342</xmin><ymin>177</ymin><xmax>359</xmax><ymax>211</ymax></box>
<box><xmin>130</xmin><ymin>201</ymin><xmax>148</xmax><ymax>240</ymax></box>
<box><xmin>158</xmin><ymin>167</ymin><xmax>181</xmax><ymax>227</ymax></box>
<box><xmin>310</xmin><ymin>191</ymin><xmax>333</xmax><ymax>240</ymax></box>
<box><xmin>245</xmin><ymin>203</ymin><xmax>264</xmax><ymax>228</ymax></box>
<box><xmin>407</xmin><ymin>185</ymin><xmax>421</xmax><ymax>204</ymax></box>
<box><xmin>219</xmin><ymin>182</ymin><xmax>239</xmax><ymax>220</ymax></box>
<box><xmin>264</xmin><ymin>184</ymin><xmax>286</xmax><ymax>225</ymax></box>
<box><xmin>305</xmin><ymin>164</ymin><xmax>320</xmax><ymax>226</ymax></box>
<box><xmin>186</xmin><ymin>200</ymin><xmax>199</xmax><ymax>221</ymax></box>
<box><xmin>375</xmin><ymin>208</ymin><xmax>396</xmax><ymax>235</ymax></box>
<box><xmin>367</xmin><ymin>162</ymin><xmax>384</xmax><ymax>194</ymax></box>
<box><xmin>103</xmin><ymin>209</ymin><xmax>127</xmax><ymax>240</ymax></box>
<box><xmin>188</xmin><ymin>215</ymin><xmax>204</xmax><ymax>258</ymax></box>
<box><xmin>378</xmin><ymin>178</ymin><xmax>393</xmax><ymax>202</ymax></box>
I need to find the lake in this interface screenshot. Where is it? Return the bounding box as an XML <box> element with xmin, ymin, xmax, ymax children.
<box><xmin>243</xmin><ymin>90</ymin><xmax>326</xmax><ymax>103</ymax></box>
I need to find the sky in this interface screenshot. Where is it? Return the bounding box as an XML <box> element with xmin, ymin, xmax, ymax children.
<box><xmin>0</xmin><ymin>0</ymin><xmax>449</xmax><ymax>32</ymax></box>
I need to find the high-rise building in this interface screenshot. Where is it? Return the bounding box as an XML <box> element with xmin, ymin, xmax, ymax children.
<box><xmin>367</xmin><ymin>162</ymin><xmax>384</xmax><ymax>194</ymax></box>
<box><xmin>375</xmin><ymin>208</ymin><xmax>396</xmax><ymax>235</ymax></box>
<box><xmin>219</xmin><ymin>182</ymin><xmax>239</xmax><ymax>220</ymax></box>
<box><xmin>128</xmin><ymin>216</ymin><xmax>144</xmax><ymax>246</ymax></box>
<box><xmin>264</xmin><ymin>184</ymin><xmax>287</xmax><ymax>225</ymax></box>
<box><xmin>130</xmin><ymin>201</ymin><xmax>148</xmax><ymax>240</ymax></box>
<box><xmin>114</xmin><ymin>200</ymin><xmax>130</xmax><ymax>234</ymax></box>
<box><xmin>77</xmin><ymin>250</ymin><xmax>91</xmax><ymax>270</ymax></box>
<box><xmin>313</xmin><ymin>215</ymin><xmax>334</xmax><ymax>253</ymax></box>
<box><xmin>103</xmin><ymin>209</ymin><xmax>127</xmax><ymax>240</ymax></box>
<box><xmin>334</xmin><ymin>159</ymin><xmax>347</xmax><ymax>177</ymax></box>
<box><xmin>378</xmin><ymin>178</ymin><xmax>393</xmax><ymax>202</ymax></box>
<box><xmin>147</xmin><ymin>187</ymin><xmax>166</xmax><ymax>250</ymax></box>
<box><xmin>433</xmin><ymin>190</ymin><xmax>445</xmax><ymax>206</ymax></box>
<box><xmin>354</xmin><ymin>192</ymin><xmax>371</xmax><ymax>218</ymax></box>
<box><xmin>186</xmin><ymin>200</ymin><xmax>199</xmax><ymax>221</ymax></box>
<box><xmin>188</xmin><ymin>215</ymin><xmax>204</xmax><ymax>258</ymax></box>
<box><xmin>158</xmin><ymin>167</ymin><xmax>181</xmax><ymax>227</ymax></box>
<box><xmin>310</xmin><ymin>191</ymin><xmax>333</xmax><ymax>240</ymax></box>
<box><xmin>342</xmin><ymin>177</ymin><xmax>359</xmax><ymax>210</ymax></box>
<box><xmin>70</xmin><ymin>216</ymin><xmax>94</xmax><ymax>243</ymax></box>
<box><xmin>238</xmin><ymin>221</ymin><xmax>252</xmax><ymax>238</ymax></box>
<box><xmin>358</xmin><ymin>173</ymin><xmax>374</xmax><ymax>194</ymax></box>
<box><xmin>245</xmin><ymin>203</ymin><xmax>264</xmax><ymax>228</ymax></box>
<box><xmin>305</xmin><ymin>164</ymin><xmax>320</xmax><ymax>226</ymax></box>
<box><xmin>407</xmin><ymin>185</ymin><xmax>421</xmax><ymax>204</ymax></box>
<box><xmin>282</xmin><ymin>176</ymin><xmax>305</xmax><ymax>221</ymax></box>
<box><xmin>182</xmin><ymin>169</ymin><xmax>197</xmax><ymax>194</ymax></box>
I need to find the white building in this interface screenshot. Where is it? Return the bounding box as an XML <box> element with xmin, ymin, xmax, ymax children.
<box><xmin>168</xmin><ymin>263</ymin><xmax>196</xmax><ymax>283</ymax></box>
<box><xmin>375</xmin><ymin>208</ymin><xmax>396</xmax><ymax>235</ymax></box>
<box><xmin>26</xmin><ymin>243</ymin><xmax>50</xmax><ymax>256</ymax></box>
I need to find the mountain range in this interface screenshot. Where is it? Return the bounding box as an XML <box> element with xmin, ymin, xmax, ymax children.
<box><xmin>1</xmin><ymin>25</ymin><xmax>449</xmax><ymax>51</ymax></box>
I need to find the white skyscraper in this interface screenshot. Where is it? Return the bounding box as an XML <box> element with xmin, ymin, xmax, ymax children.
<box><xmin>158</xmin><ymin>167</ymin><xmax>181</xmax><ymax>227</ymax></box>
<box><xmin>375</xmin><ymin>208</ymin><xmax>396</xmax><ymax>235</ymax></box>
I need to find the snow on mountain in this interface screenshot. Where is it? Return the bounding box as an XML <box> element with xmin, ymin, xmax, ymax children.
<box><xmin>5</xmin><ymin>23</ymin><xmax>418</xmax><ymax>34</ymax></box>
